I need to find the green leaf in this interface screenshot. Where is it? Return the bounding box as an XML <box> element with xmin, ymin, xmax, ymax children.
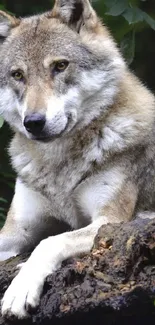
<box><xmin>143</xmin><ymin>12</ymin><xmax>155</xmax><ymax>30</ymax></box>
<box><xmin>0</xmin><ymin>221</ymin><xmax>5</xmax><ymax>229</ymax></box>
<box><xmin>104</xmin><ymin>0</ymin><xmax>117</xmax><ymax>8</ymax></box>
<box><xmin>0</xmin><ymin>207</ymin><xmax>6</xmax><ymax>212</ymax></box>
<box><xmin>0</xmin><ymin>213</ymin><xmax>5</xmax><ymax>219</ymax></box>
<box><xmin>120</xmin><ymin>30</ymin><xmax>135</xmax><ymax>65</ymax></box>
<box><xmin>0</xmin><ymin>5</ymin><xmax>6</xmax><ymax>11</ymax></box>
<box><xmin>0</xmin><ymin>198</ymin><xmax>7</xmax><ymax>203</ymax></box>
<box><xmin>105</xmin><ymin>0</ymin><xmax>128</xmax><ymax>17</ymax></box>
<box><xmin>0</xmin><ymin>172</ymin><xmax>15</xmax><ymax>179</ymax></box>
<box><xmin>0</xmin><ymin>116</ymin><xmax>4</xmax><ymax>128</ymax></box>
<box><xmin>5</xmin><ymin>181</ymin><xmax>15</xmax><ymax>189</ymax></box>
<box><xmin>123</xmin><ymin>7</ymin><xmax>144</xmax><ymax>24</ymax></box>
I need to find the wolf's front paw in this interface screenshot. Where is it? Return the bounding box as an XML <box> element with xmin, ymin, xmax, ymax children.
<box><xmin>1</xmin><ymin>237</ymin><xmax>63</xmax><ymax>319</ymax></box>
<box><xmin>1</xmin><ymin>262</ymin><xmax>45</xmax><ymax>319</ymax></box>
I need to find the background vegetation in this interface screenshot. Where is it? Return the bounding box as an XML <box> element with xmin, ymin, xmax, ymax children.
<box><xmin>0</xmin><ymin>0</ymin><xmax>155</xmax><ymax>226</ymax></box>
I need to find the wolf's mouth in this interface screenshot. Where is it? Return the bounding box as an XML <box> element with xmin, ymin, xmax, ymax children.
<box><xmin>32</xmin><ymin>135</ymin><xmax>57</xmax><ymax>142</ymax></box>
<box><xmin>29</xmin><ymin>115</ymin><xmax>72</xmax><ymax>142</ymax></box>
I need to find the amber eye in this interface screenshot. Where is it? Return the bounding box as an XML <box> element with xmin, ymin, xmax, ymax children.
<box><xmin>54</xmin><ymin>60</ymin><xmax>69</xmax><ymax>73</ymax></box>
<box><xmin>11</xmin><ymin>70</ymin><xmax>24</xmax><ymax>82</ymax></box>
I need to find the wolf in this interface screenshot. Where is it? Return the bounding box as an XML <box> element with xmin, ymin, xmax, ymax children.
<box><xmin>0</xmin><ymin>0</ymin><xmax>155</xmax><ymax>319</ymax></box>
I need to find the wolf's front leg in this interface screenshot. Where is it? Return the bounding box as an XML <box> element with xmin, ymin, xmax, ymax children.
<box><xmin>0</xmin><ymin>178</ymin><xmax>51</xmax><ymax>261</ymax></box>
<box><xmin>1</xmin><ymin>168</ymin><xmax>138</xmax><ymax>319</ymax></box>
<box><xmin>1</xmin><ymin>219</ymin><xmax>106</xmax><ymax>318</ymax></box>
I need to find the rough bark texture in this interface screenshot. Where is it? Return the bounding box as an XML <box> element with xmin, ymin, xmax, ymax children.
<box><xmin>0</xmin><ymin>218</ymin><xmax>155</xmax><ymax>324</ymax></box>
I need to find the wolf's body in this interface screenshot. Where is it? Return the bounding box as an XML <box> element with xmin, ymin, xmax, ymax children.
<box><xmin>0</xmin><ymin>0</ymin><xmax>155</xmax><ymax>319</ymax></box>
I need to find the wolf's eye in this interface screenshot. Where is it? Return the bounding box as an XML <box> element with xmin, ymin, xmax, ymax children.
<box><xmin>11</xmin><ymin>70</ymin><xmax>24</xmax><ymax>82</ymax></box>
<box><xmin>54</xmin><ymin>60</ymin><xmax>69</xmax><ymax>73</ymax></box>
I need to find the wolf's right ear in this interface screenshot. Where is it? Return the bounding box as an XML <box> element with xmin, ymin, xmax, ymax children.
<box><xmin>0</xmin><ymin>11</ymin><xmax>20</xmax><ymax>40</ymax></box>
<box><xmin>50</xmin><ymin>0</ymin><xmax>99</xmax><ymax>33</ymax></box>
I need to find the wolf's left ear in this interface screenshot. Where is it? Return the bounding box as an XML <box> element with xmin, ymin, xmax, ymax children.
<box><xmin>50</xmin><ymin>0</ymin><xmax>99</xmax><ymax>33</ymax></box>
<box><xmin>0</xmin><ymin>11</ymin><xmax>20</xmax><ymax>40</ymax></box>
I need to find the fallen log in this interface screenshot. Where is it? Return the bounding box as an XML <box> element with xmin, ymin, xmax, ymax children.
<box><xmin>0</xmin><ymin>218</ymin><xmax>155</xmax><ymax>325</ymax></box>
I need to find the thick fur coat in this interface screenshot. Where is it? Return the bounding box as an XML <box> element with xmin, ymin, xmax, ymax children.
<box><xmin>0</xmin><ymin>0</ymin><xmax>155</xmax><ymax>319</ymax></box>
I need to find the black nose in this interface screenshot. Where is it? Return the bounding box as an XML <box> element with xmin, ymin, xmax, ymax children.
<box><xmin>24</xmin><ymin>113</ymin><xmax>46</xmax><ymax>135</ymax></box>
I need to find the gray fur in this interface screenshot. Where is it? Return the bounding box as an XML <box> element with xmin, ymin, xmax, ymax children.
<box><xmin>0</xmin><ymin>0</ymin><xmax>155</xmax><ymax>319</ymax></box>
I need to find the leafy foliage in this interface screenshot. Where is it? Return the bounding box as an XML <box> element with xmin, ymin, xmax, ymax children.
<box><xmin>92</xmin><ymin>0</ymin><xmax>155</xmax><ymax>64</ymax></box>
<box><xmin>0</xmin><ymin>117</ymin><xmax>4</xmax><ymax>128</ymax></box>
<box><xmin>0</xmin><ymin>198</ymin><xmax>7</xmax><ymax>228</ymax></box>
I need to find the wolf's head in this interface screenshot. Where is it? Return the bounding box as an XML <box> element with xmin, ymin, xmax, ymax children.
<box><xmin>0</xmin><ymin>0</ymin><xmax>125</xmax><ymax>141</ymax></box>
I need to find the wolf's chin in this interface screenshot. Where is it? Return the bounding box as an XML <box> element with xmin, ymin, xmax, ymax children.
<box><xmin>33</xmin><ymin>136</ymin><xmax>54</xmax><ymax>143</ymax></box>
